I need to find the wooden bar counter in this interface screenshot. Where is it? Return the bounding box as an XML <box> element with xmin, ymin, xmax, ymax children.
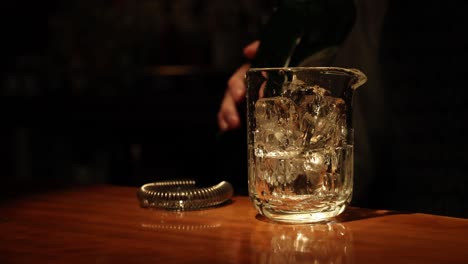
<box><xmin>1</xmin><ymin>185</ymin><xmax>467</xmax><ymax>263</ymax></box>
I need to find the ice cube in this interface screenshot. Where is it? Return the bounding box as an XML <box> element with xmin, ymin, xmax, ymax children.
<box><xmin>282</xmin><ymin>84</ymin><xmax>331</xmax><ymax>105</ymax></box>
<box><xmin>298</xmin><ymin>94</ymin><xmax>346</xmax><ymax>149</ymax></box>
<box><xmin>254</xmin><ymin>97</ymin><xmax>300</xmax><ymax>157</ymax></box>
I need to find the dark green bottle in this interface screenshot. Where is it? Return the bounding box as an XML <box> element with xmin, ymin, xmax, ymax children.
<box><xmin>251</xmin><ymin>0</ymin><xmax>356</xmax><ymax>68</ymax></box>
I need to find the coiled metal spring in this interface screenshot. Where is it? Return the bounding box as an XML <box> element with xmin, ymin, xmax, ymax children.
<box><xmin>137</xmin><ymin>179</ymin><xmax>233</xmax><ymax>210</ymax></box>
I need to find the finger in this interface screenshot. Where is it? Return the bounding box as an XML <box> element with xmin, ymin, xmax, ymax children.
<box><xmin>218</xmin><ymin>92</ymin><xmax>240</xmax><ymax>131</ymax></box>
<box><xmin>243</xmin><ymin>40</ymin><xmax>260</xmax><ymax>60</ymax></box>
<box><xmin>227</xmin><ymin>64</ymin><xmax>250</xmax><ymax>102</ymax></box>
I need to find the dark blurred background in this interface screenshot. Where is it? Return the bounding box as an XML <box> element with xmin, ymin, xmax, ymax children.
<box><xmin>2</xmin><ymin>1</ymin><xmax>467</xmax><ymax>219</ymax></box>
<box><xmin>0</xmin><ymin>0</ymin><xmax>276</xmax><ymax>198</ymax></box>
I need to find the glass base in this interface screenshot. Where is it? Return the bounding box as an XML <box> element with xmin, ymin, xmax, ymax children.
<box><xmin>255</xmin><ymin>203</ymin><xmax>347</xmax><ymax>224</ymax></box>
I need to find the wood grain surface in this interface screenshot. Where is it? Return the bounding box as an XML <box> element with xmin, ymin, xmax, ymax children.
<box><xmin>1</xmin><ymin>185</ymin><xmax>467</xmax><ymax>263</ymax></box>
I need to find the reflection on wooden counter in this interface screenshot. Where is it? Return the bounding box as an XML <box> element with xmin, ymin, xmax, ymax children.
<box><xmin>0</xmin><ymin>185</ymin><xmax>467</xmax><ymax>264</ymax></box>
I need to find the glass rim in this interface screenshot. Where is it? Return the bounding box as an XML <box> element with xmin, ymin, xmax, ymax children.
<box><xmin>247</xmin><ymin>66</ymin><xmax>359</xmax><ymax>73</ymax></box>
<box><xmin>246</xmin><ymin>66</ymin><xmax>368</xmax><ymax>90</ymax></box>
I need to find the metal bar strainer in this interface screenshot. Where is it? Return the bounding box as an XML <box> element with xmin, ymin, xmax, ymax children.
<box><xmin>137</xmin><ymin>180</ymin><xmax>233</xmax><ymax>211</ymax></box>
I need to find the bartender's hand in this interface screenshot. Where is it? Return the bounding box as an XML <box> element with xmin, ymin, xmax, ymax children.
<box><xmin>217</xmin><ymin>40</ymin><xmax>260</xmax><ymax>131</ymax></box>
